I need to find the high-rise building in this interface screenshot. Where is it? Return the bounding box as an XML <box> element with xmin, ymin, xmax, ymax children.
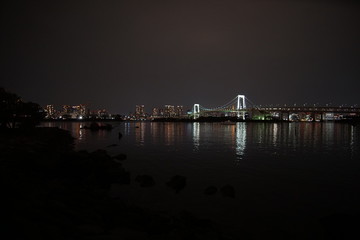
<box><xmin>45</xmin><ymin>105</ymin><xmax>55</xmax><ymax>119</ymax></box>
<box><xmin>159</xmin><ymin>108</ymin><xmax>164</xmax><ymax>117</ymax></box>
<box><xmin>61</xmin><ymin>104</ymin><xmax>87</xmax><ymax>119</ymax></box>
<box><xmin>176</xmin><ymin>105</ymin><xmax>183</xmax><ymax>117</ymax></box>
<box><xmin>98</xmin><ymin>109</ymin><xmax>108</xmax><ymax>119</ymax></box>
<box><xmin>135</xmin><ymin>105</ymin><xmax>145</xmax><ymax>119</ymax></box>
<box><xmin>79</xmin><ymin>104</ymin><xmax>86</xmax><ymax>116</ymax></box>
<box><xmin>62</xmin><ymin>105</ymin><xmax>71</xmax><ymax>114</ymax></box>
<box><xmin>164</xmin><ymin>105</ymin><xmax>176</xmax><ymax>118</ymax></box>
<box><xmin>152</xmin><ymin>107</ymin><xmax>159</xmax><ymax>117</ymax></box>
<box><xmin>71</xmin><ymin>105</ymin><xmax>87</xmax><ymax>118</ymax></box>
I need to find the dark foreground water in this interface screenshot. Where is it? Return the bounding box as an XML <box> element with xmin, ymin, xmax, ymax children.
<box><xmin>41</xmin><ymin>121</ymin><xmax>360</xmax><ymax>239</ymax></box>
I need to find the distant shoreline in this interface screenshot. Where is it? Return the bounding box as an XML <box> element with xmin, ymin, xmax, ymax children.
<box><xmin>40</xmin><ymin>118</ymin><xmax>360</xmax><ymax>124</ymax></box>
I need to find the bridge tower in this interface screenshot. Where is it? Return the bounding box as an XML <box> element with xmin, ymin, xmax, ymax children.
<box><xmin>236</xmin><ymin>95</ymin><xmax>246</xmax><ymax>119</ymax></box>
<box><xmin>193</xmin><ymin>104</ymin><xmax>200</xmax><ymax>119</ymax></box>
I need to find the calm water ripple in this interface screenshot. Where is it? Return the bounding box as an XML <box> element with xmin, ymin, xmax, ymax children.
<box><xmin>41</xmin><ymin>121</ymin><xmax>360</xmax><ymax>238</ymax></box>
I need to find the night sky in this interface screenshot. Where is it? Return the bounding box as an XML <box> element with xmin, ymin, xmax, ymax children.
<box><xmin>1</xmin><ymin>0</ymin><xmax>360</xmax><ymax>114</ymax></box>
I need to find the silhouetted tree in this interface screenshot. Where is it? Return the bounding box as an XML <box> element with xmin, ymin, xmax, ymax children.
<box><xmin>0</xmin><ymin>88</ymin><xmax>44</xmax><ymax>128</ymax></box>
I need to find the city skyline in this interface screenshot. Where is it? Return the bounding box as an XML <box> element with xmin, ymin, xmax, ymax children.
<box><xmin>41</xmin><ymin>97</ymin><xmax>360</xmax><ymax>122</ymax></box>
<box><xmin>41</xmin><ymin>96</ymin><xmax>360</xmax><ymax>118</ymax></box>
<box><xmin>42</xmin><ymin>102</ymin><xmax>187</xmax><ymax>119</ymax></box>
<box><xmin>2</xmin><ymin>0</ymin><xmax>360</xmax><ymax>113</ymax></box>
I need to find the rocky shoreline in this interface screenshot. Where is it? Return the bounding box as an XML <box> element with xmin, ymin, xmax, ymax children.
<box><xmin>1</xmin><ymin>127</ymin><xmax>232</xmax><ymax>240</ymax></box>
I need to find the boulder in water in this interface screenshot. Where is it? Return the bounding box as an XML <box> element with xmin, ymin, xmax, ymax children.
<box><xmin>166</xmin><ymin>175</ymin><xmax>186</xmax><ymax>193</ymax></box>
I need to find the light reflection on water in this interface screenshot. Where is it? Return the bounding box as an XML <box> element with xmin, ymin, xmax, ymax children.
<box><xmin>193</xmin><ymin>122</ymin><xmax>200</xmax><ymax>150</ymax></box>
<box><xmin>236</xmin><ymin>123</ymin><xmax>246</xmax><ymax>160</ymax></box>
<box><xmin>39</xmin><ymin>120</ymin><xmax>360</xmax><ymax>191</ymax></box>
<box><xmin>135</xmin><ymin>122</ymin><xmax>145</xmax><ymax>146</ymax></box>
<box><xmin>40</xmin><ymin>121</ymin><xmax>360</xmax><ymax>237</ymax></box>
<box><xmin>40</xmin><ymin>121</ymin><xmax>359</xmax><ymax>161</ymax></box>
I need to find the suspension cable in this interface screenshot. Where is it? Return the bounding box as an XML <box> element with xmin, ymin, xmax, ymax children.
<box><xmin>245</xmin><ymin>97</ymin><xmax>260</xmax><ymax>110</ymax></box>
<box><xmin>199</xmin><ymin>96</ymin><xmax>238</xmax><ymax>111</ymax></box>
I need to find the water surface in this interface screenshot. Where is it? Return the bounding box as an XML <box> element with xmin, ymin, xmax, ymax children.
<box><xmin>41</xmin><ymin>121</ymin><xmax>360</xmax><ymax>238</ymax></box>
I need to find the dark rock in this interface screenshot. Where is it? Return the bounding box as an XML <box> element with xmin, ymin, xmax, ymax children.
<box><xmin>166</xmin><ymin>175</ymin><xmax>186</xmax><ymax>193</ymax></box>
<box><xmin>220</xmin><ymin>185</ymin><xmax>235</xmax><ymax>198</ymax></box>
<box><xmin>1</xmin><ymin>127</ymin><xmax>235</xmax><ymax>240</ymax></box>
<box><xmin>76</xmin><ymin>224</ymin><xmax>105</xmax><ymax>235</ymax></box>
<box><xmin>135</xmin><ymin>175</ymin><xmax>155</xmax><ymax>187</ymax></box>
<box><xmin>178</xmin><ymin>211</ymin><xmax>214</xmax><ymax>229</ymax></box>
<box><xmin>111</xmin><ymin>169</ymin><xmax>131</xmax><ymax>185</ymax></box>
<box><xmin>204</xmin><ymin>186</ymin><xmax>217</xmax><ymax>195</ymax></box>
<box><xmin>320</xmin><ymin>213</ymin><xmax>360</xmax><ymax>239</ymax></box>
<box><xmin>111</xmin><ymin>227</ymin><xmax>147</xmax><ymax>239</ymax></box>
<box><xmin>107</xmin><ymin>144</ymin><xmax>118</xmax><ymax>148</ymax></box>
<box><xmin>172</xmin><ymin>211</ymin><xmax>219</xmax><ymax>240</ymax></box>
<box><xmin>113</xmin><ymin>153</ymin><xmax>127</xmax><ymax>161</ymax></box>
